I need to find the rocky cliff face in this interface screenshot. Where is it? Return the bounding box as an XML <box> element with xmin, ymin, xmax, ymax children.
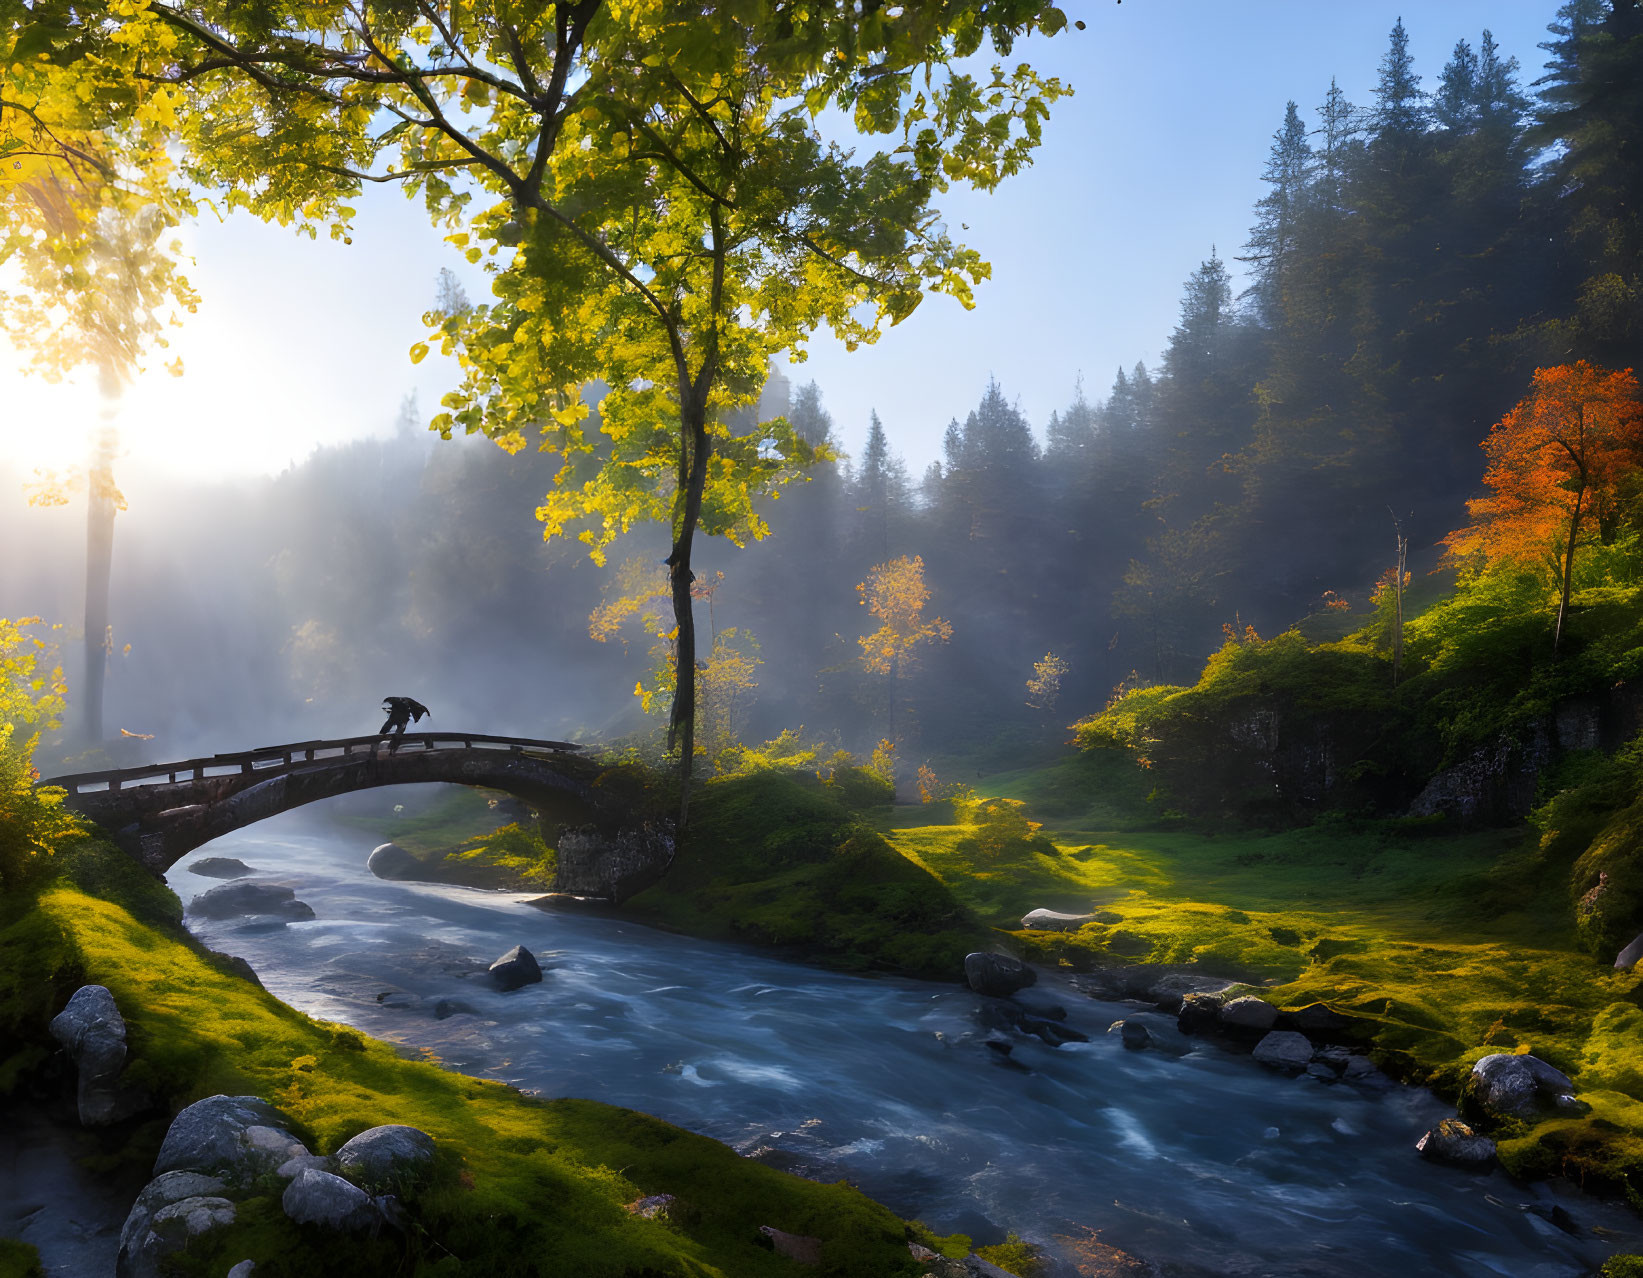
<box><xmin>552</xmin><ymin>821</ymin><xmax>676</xmax><ymax>903</ymax></box>
<box><xmin>1410</xmin><ymin>683</ymin><xmax>1643</xmax><ymax>825</ymax></box>
<box><xmin>1153</xmin><ymin>680</ymin><xmax>1643</xmax><ymax>826</ymax></box>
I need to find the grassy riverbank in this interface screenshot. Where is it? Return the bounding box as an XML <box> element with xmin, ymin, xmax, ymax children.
<box><xmin>877</xmin><ymin>763</ymin><xmax>1643</xmax><ymax>1205</ymax></box>
<box><xmin>354</xmin><ymin>771</ymin><xmax>989</xmax><ymax>981</ymax></box>
<box><xmin>0</xmin><ymin>832</ymin><xmax>952</xmax><ymax>1277</ymax></box>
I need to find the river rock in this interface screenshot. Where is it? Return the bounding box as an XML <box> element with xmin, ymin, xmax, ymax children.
<box><xmin>1109</xmin><ymin>1019</ymin><xmax>1151</xmax><ymax>1050</ymax></box>
<box><xmin>489</xmin><ymin>945</ymin><xmax>543</xmax><ymax>991</ymax></box>
<box><xmin>208</xmin><ymin>950</ymin><xmax>263</xmax><ymax>990</ymax></box>
<box><xmin>978</xmin><ymin>1000</ymin><xmax>1087</xmax><ymax>1046</ymax></box>
<box><xmin>1471</xmin><ymin>1053</ymin><xmax>1575</xmax><ymax>1118</ymax></box>
<box><xmin>1416</xmin><ymin>1118</ymin><xmax>1496</xmax><ymax>1166</ymax></box>
<box><xmin>367</xmin><ymin>843</ymin><xmax>419</xmax><ymax>881</ymax></box>
<box><xmin>1251</xmin><ymin>1030</ymin><xmax>1314</xmax><ymax>1071</ymax></box>
<box><xmin>627</xmin><ymin>1194</ymin><xmax>676</xmax><ymax>1220</ymax></box>
<box><xmin>153</xmin><ymin>1095</ymin><xmax>298</xmax><ymax>1181</ymax></box>
<box><xmin>1020</xmin><ymin>908</ymin><xmax>1096</xmax><ymax>932</ymax></box>
<box><xmin>334</xmin><ymin>1125</ymin><xmax>435</xmax><ymax>1193</ymax></box>
<box><xmin>281</xmin><ymin>1168</ymin><xmax>381</xmax><ymax>1232</ymax></box>
<box><xmin>1220</xmin><ymin>996</ymin><xmax>1278</xmax><ymax>1032</ymax></box>
<box><xmin>117</xmin><ymin>1171</ymin><xmax>229</xmax><ymax>1278</ymax></box>
<box><xmin>276</xmin><ymin>1153</ymin><xmax>332</xmax><ymax>1180</ymax></box>
<box><xmin>1176</xmin><ymin>991</ymin><xmax>1225</xmax><ymax>1035</ymax></box>
<box><xmin>1279</xmin><ymin>1002</ymin><xmax>1353</xmax><ymax>1035</ymax></box>
<box><xmin>50</xmin><ymin>985</ymin><xmax>141</xmax><ymax>1126</ymax></box>
<box><xmin>188</xmin><ymin>881</ymin><xmax>315</xmax><ymax>922</ymax></box>
<box><xmin>963</xmin><ymin>953</ymin><xmax>1037</xmax><ymax>997</ymax></box>
<box><xmin>188</xmin><ymin>857</ymin><xmax>255</xmax><ymax>879</ymax></box>
<box><xmin>1616</xmin><ymin>932</ymin><xmax>1643</xmax><ymax>971</ymax></box>
<box><xmin>758</xmin><ymin>1226</ymin><xmax>822</xmax><ymax>1265</ymax></box>
<box><xmin>226</xmin><ymin>1264</ymin><xmax>256</xmax><ymax>1278</ymax></box>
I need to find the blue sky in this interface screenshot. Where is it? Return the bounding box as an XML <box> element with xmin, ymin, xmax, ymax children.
<box><xmin>0</xmin><ymin>1</ymin><xmax>1562</xmax><ymax>491</ymax></box>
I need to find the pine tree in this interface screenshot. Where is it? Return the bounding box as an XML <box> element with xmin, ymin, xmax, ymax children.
<box><xmin>1534</xmin><ymin>0</ymin><xmax>1643</xmax><ymax>360</ymax></box>
<box><xmin>1435</xmin><ymin>38</ymin><xmax>1480</xmax><ymax>132</ymax></box>
<box><xmin>1241</xmin><ymin>102</ymin><xmax>1314</xmax><ymax>324</ymax></box>
<box><xmin>1165</xmin><ymin>252</ymin><xmax>1234</xmax><ymax>384</ymax></box>
<box><xmin>850</xmin><ymin>410</ymin><xmax>910</xmax><ymax>560</ymax></box>
<box><xmin>1372</xmin><ymin>17</ymin><xmax>1428</xmax><ymax>142</ymax></box>
<box><xmin>1044</xmin><ymin>375</ymin><xmax>1097</xmax><ymax>465</ymax></box>
<box><xmin>788</xmin><ymin>380</ymin><xmax>834</xmax><ymax>448</ymax></box>
<box><xmin>1312</xmin><ymin>79</ymin><xmax>1362</xmax><ymax>216</ymax></box>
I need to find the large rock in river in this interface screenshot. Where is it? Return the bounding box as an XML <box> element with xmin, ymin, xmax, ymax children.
<box><xmin>1176</xmin><ymin>991</ymin><xmax>1225</xmax><ymax>1035</ymax></box>
<box><xmin>963</xmin><ymin>953</ymin><xmax>1037</xmax><ymax>997</ymax></box>
<box><xmin>1219</xmin><ymin>996</ymin><xmax>1278</xmax><ymax>1032</ymax></box>
<box><xmin>1416</xmin><ymin>1118</ymin><xmax>1496</xmax><ymax>1167</ymax></box>
<box><xmin>490</xmin><ymin>945</ymin><xmax>543</xmax><ymax>991</ymax></box>
<box><xmin>188</xmin><ymin>882</ymin><xmax>314</xmax><ymax>922</ymax></box>
<box><xmin>367</xmin><ymin>843</ymin><xmax>420</xmax><ymax>881</ymax></box>
<box><xmin>1251</xmin><ymin>1031</ymin><xmax>1314</xmax><ymax>1071</ymax></box>
<box><xmin>187</xmin><ymin>857</ymin><xmax>255</xmax><ymax>879</ymax></box>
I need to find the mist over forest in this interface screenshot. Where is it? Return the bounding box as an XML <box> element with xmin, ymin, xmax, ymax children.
<box><xmin>3</xmin><ymin>2</ymin><xmax>1638</xmax><ymax>778</ymax></box>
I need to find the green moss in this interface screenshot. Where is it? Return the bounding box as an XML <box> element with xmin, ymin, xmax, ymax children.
<box><xmin>621</xmin><ymin>773</ymin><xmax>986</xmax><ymax>980</ymax></box>
<box><xmin>2</xmin><ymin>836</ymin><xmax>930</xmax><ymax>1277</ymax></box>
<box><xmin>444</xmin><ymin>821</ymin><xmax>558</xmax><ymax>890</ymax></box>
<box><xmin>1600</xmin><ymin>1256</ymin><xmax>1643</xmax><ymax>1278</ymax></box>
<box><xmin>1570</xmin><ymin>800</ymin><xmax>1643</xmax><ymax>957</ymax></box>
<box><xmin>974</xmin><ymin>1233</ymin><xmax>1049</xmax><ymax>1277</ymax></box>
<box><xmin>0</xmin><ymin>1239</ymin><xmax>42</xmax><ymax>1278</ymax></box>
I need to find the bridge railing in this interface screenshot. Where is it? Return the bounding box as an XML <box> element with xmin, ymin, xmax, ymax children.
<box><xmin>43</xmin><ymin>732</ymin><xmax>584</xmax><ymax>795</ymax></box>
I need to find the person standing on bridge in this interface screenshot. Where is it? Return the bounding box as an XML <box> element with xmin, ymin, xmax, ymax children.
<box><xmin>379</xmin><ymin>696</ymin><xmax>430</xmax><ymax>735</ymax></box>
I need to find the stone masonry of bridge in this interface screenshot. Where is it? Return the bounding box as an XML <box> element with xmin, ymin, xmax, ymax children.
<box><xmin>43</xmin><ymin>733</ymin><xmax>675</xmax><ymax>903</ymax></box>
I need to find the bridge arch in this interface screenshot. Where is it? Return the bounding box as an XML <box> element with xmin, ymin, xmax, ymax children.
<box><xmin>45</xmin><ymin>733</ymin><xmax>673</xmax><ymax>902</ymax></box>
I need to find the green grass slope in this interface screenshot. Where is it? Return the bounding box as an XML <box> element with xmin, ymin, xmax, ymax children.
<box><xmin>621</xmin><ymin>772</ymin><xmax>988</xmax><ymax>980</ymax></box>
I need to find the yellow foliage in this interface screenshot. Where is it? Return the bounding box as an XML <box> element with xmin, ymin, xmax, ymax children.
<box><xmin>856</xmin><ymin>555</ymin><xmax>952</xmax><ymax>677</ymax></box>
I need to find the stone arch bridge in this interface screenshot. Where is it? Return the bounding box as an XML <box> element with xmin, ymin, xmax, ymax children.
<box><xmin>43</xmin><ymin>732</ymin><xmax>673</xmax><ymax>902</ymax></box>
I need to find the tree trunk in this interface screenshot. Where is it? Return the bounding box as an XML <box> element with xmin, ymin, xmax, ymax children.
<box><xmin>82</xmin><ymin>480</ymin><xmax>115</xmax><ymax>743</ymax></box>
<box><xmin>666</xmin><ymin>392</ymin><xmax>713</xmax><ymax>824</ymax></box>
<box><xmin>81</xmin><ymin>378</ymin><xmax>121</xmax><ymax>745</ymax></box>
<box><xmin>1555</xmin><ymin>486</ymin><xmax>1584</xmax><ymax>654</ymax></box>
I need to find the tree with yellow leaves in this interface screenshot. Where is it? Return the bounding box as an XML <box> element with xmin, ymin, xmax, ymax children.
<box><xmin>3</xmin><ymin>17</ymin><xmax>198</xmax><ymax>741</ymax></box>
<box><xmin>46</xmin><ymin>0</ymin><xmax>1071</xmax><ymax>821</ymax></box>
<box><xmin>857</xmin><ymin>555</ymin><xmax>951</xmax><ymax>764</ymax></box>
<box><xmin>0</xmin><ymin>616</ymin><xmax>79</xmax><ymax>890</ymax></box>
<box><xmin>590</xmin><ymin>558</ymin><xmax>760</xmax><ymax>769</ymax></box>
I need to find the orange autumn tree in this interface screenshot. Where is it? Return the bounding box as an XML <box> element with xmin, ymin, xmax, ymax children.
<box><xmin>857</xmin><ymin>555</ymin><xmax>953</xmax><ymax>759</ymax></box>
<box><xmin>1445</xmin><ymin>362</ymin><xmax>1643</xmax><ymax>650</ymax></box>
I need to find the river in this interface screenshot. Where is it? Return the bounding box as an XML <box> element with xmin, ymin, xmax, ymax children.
<box><xmin>166</xmin><ymin>807</ymin><xmax>1641</xmax><ymax>1278</ymax></box>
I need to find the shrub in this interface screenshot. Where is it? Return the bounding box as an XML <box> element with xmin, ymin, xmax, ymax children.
<box><xmin>0</xmin><ymin>618</ymin><xmax>79</xmax><ymax>895</ymax></box>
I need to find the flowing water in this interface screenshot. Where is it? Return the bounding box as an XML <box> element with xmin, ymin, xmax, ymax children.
<box><xmin>167</xmin><ymin>809</ymin><xmax>1643</xmax><ymax>1278</ymax></box>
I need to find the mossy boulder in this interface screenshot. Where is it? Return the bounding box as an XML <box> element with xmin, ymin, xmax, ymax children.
<box><xmin>1571</xmin><ymin>800</ymin><xmax>1643</xmax><ymax>958</ymax></box>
